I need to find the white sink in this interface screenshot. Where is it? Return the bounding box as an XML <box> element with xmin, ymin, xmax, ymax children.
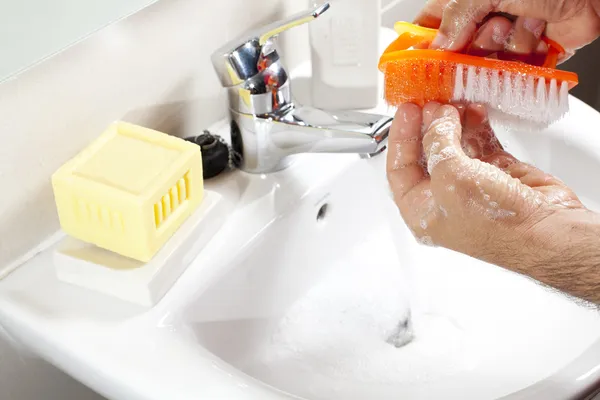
<box><xmin>175</xmin><ymin>109</ymin><xmax>600</xmax><ymax>400</ymax></box>
<box><xmin>2</xmin><ymin>78</ymin><xmax>600</xmax><ymax>399</ymax></box>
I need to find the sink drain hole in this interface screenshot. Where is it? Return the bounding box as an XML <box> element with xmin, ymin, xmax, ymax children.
<box><xmin>316</xmin><ymin>203</ymin><xmax>329</xmax><ymax>222</ymax></box>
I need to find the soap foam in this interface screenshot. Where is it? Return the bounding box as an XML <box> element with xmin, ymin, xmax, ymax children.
<box><xmin>247</xmin><ymin>237</ymin><xmax>473</xmax><ymax>399</ymax></box>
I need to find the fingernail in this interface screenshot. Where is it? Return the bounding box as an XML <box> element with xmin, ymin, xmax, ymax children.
<box><xmin>439</xmin><ymin>106</ymin><xmax>455</xmax><ymax>117</ymax></box>
<box><xmin>491</xmin><ymin>22</ymin><xmax>510</xmax><ymax>44</ymax></box>
<box><xmin>523</xmin><ymin>18</ymin><xmax>545</xmax><ymax>39</ymax></box>
<box><xmin>431</xmin><ymin>32</ymin><xmax>450</xmax><ymax>49</ymax></box>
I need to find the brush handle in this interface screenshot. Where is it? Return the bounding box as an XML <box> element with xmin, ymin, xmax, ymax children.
<box><xmin>390</xmin><ymin>21</ymin><xmax>563</xmax><ymax>69</ymax></box>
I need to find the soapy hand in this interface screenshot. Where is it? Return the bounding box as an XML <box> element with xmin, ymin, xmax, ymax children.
<box><xmin>415</xmin><ymin>0</ymin><xmax>600</xmax><ymax>62</ymax></box>
<box><xmin>386</xmin><ymin>102</ymin><xmax>586</xmax><ymax>267</ymax></box>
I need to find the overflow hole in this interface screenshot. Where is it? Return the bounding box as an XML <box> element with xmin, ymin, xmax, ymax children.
<box><xmin>316</xmin><ymin>203</ymin><xmax>329</xmax><ymax>222</ymax></box>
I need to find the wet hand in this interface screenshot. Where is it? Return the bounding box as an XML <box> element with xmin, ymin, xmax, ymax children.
<box><xmin>415</xmin><ymin>0</ymin><xmax>600</xmax><ymax>63</ymax></box>
<box><xmin>386</xmin><ymin>102</ymin><xmax>585</xmax><ymax>267</ymax></box>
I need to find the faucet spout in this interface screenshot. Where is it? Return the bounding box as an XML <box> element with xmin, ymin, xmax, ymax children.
<box><xmin>271</xmin><ymin>106</ymin><xmax>392</xmax><ymax>155</ymax></box>
<box><xmin>230</xmin><ymin>106</ymin><xmax>393</xmax><ymax>173</ymax></box>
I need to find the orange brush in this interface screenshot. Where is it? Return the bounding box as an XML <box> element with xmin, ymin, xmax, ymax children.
<box><xmin>379</xmin><ymin>22</ymin><xmax>579</xmax><ymax>127</ymax></box>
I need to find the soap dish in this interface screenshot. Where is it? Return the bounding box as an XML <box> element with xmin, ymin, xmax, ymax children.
<box><xmin>53</xmin><ymin>190</ymin><xmax>228</xmax><ymax>307</ymax></box>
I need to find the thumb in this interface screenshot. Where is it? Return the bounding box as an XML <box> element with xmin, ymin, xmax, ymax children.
<box><xmin>422</xmin><ymin>105</ymin><xmax>470</xmax><ymax>176</ymax></box>
<box><xmin>431</xmin><ymin>0</ymin><xmax>494</xmax><ymax>50</ymax></box>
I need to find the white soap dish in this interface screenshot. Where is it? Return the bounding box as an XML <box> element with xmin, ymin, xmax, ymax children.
<box><xmin>53</xmin><ymin>190</ymin><xmax>229</xmax><ymax>307</ymax></box>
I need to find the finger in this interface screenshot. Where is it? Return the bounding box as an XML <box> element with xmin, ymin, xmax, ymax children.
<box><xmin>431</xmin><ymin>0</ymin><xmax>495</xmax><ymax>50</ymax></box>
<box><xmin>557</xmin><ymin>49</ymin><xmax>575</xmax><ymax>64</ymax></box>
<box><xmin>413</xmin><ymin>0</ymin><xmax>449</xmax><ymax>28</ymax></box>
<box><xmin>386</xmin><ymin>104</ymin><xmax>426</xmax><ymax>200</ymax></box>
<box><xmin>503</xmin><ymin>161</ymin><xmax>564</xmax><ymax>188</ymax></box>
<box><xmin>461</xmin><ymin>104</ymin><xmax>504</xmax><ymax>158</ymax></box>
<box><xmin>464</xmin><ymin>103</ymin><xmax>489</xmax><ymax>129</ymax></box>
<box><xmin>450</xmin><ymin>102</ymin><xmax>468</xmax><ymax>123</ymax></box>
<box><xmin>505</xmin><ymin>17</ymin><xmax>546</xmax><ymax>54</ymax></box>
<box><xmin>546</xmin><ymin>12</ymin><xmax>600</xmax><ymax>58</ymax></box>
<box><xmin>483</xmin><ymin>151</ymin><xmax>519</xmax><ymax>170</ymax></box>
<box><xmin>422</xmin><ymin>105</ymin><xmax>470</xmax><ymax>176</ymax></box>
<box><xmin>422</xmin><ymin>101</ymin><xmax>443</xmax><ymax>129</ymax></box>
<box><xmin>488</xmin><ymin>156</ymin><xmax>583</xmax><ymax>207</ymax></box>
<box><xmin>467</xmin><ymin>16</ymin><xmax>513</xmax><ymax>56</ymax></box>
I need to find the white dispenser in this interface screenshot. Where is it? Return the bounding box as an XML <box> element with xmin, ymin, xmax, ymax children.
<box><xmin>308</xmin><ymin>0</ymin><xmax>381</xmax><ymax>110</ymax></box>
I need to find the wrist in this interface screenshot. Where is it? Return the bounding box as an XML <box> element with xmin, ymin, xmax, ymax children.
<box><xmin>513</xmin><ymin>209</ymin><xmax>600</xmax><ymax>303</ymax></box>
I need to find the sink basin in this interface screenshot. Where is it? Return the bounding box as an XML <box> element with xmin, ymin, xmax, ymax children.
<box><xmin>2</xmin><ymin>83</ymin><xmax>600</xmax><ymax>399</ymax></box>
<box><xmin>176</xmin><ymin>126</ymin><xmax>600</xmax><ymax>400</ymax></box>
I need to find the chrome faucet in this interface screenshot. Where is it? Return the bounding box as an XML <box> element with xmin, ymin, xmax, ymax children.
<box><xmin>210</xmin><ymin>2</ymin><xmax>393</xmax><ymax>174</ymax></box>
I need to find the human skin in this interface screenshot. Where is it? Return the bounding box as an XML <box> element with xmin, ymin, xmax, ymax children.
<box><xmin>386</xmin><ymin>101</ymin><xmax>600</xmax><ymax>305</ymax></box>
<box><xmin>415</xmin><ymin>0</ymin><xmax>600</xmax><ymax>62</ymax></box>
<box><xmin>382</xmin><ymin>2</ymin><xmax>600</xmax><ymax>304</ymax></box>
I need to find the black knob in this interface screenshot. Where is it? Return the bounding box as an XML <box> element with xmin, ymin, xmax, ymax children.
<box><xmin>185</xmin><ymin>132</ymin><xmax>230</xmax><ymax>179</ymax></box>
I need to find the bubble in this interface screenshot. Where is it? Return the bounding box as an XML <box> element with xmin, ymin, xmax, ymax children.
<box><xmin>419</xmin><ymin>236</ymin><xmax>434</xmax><ymax>246</ymax></box>
<box><xmin>420</xmin><ymin>219</ymin><xmax>428</xmax><ymax>229</ymax></box>
<box><xmin>418</xmin><ymin>151</ymin><xmax>428</xmax><ymax>173</ymax></box>
<box><xmin>429</xmin><ymin>142</ymin><xmax>440</xmax><ymax>157</ymax></box>
<box><xmin>438</xmin><ymin>205</ymin><xmax>448</xmax><ymax>217</ymax></box>
<box><xmin>483</xmin><ymin>194</ymin><xmax>491</xmax><ymax>201</ymax></box>
<box><xmin>392</xmin><ymin>143</ymin><xmax>404</xmax><ymax>170</ymax></box>
<box><xmin>447</xmin><ymin>185</ymin><xmax>456</xmax><ymax>192</ymax></box>
<box><xmin>485</xmin><ymin>208</ymin><xmax>517</xmax><ymax>220</ymax></box>
<box><xmin>428</xmin><ymin>147</ymin><xmax>457</xmax><ymax>174</ymax></box>
<box><xmin>401</xmin><ymin>136</ymin><xmax>419</xmax><ymax>143</ymax></box>
<box><xmin>429</xmin><ymin>118</ymin><xmax>456</xmax><ymax>137</ymax></box>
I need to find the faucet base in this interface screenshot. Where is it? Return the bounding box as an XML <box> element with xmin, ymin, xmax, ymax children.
<box><xmin>229</xmin><ymin>107</ymin><xmax>393</xmax><ymax>175</ymax></box>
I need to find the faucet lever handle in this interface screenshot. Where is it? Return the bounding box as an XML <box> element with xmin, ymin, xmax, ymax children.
<box><xmin>258</xmin><ymin>2</ymin><xmax>329</xmax><ymax>45</ymax></box>
<box><xmin>211</xmin><ymin>3</ymin><xmax>330</xmax><ymax>88</ymax></box>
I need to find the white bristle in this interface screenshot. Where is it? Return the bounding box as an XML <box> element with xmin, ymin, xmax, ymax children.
<box><xmin>547</xmin><ymin>79</ymin><xmax>558</xmax><ymax>115</ymax></box>
<box><xmin>453</xmin><ymin>64</ymin><xmax>465</xmax><ymax>100</ymax></box>
<box><xmin>501</xmin><ymin>71</ymin><xmax>512</xmax><ymax>112</ymax></box>
<box><xmin>451</xmin><ymin>64</ymin><xmax>571</xmax><ymax>129</ymax></box>
<box><xmin>465</xmin><ymin>66</ymin><xmax>478</xmax><ymax>102</ymax></box>
<box><xmin>535</xmin><ymin>77</ymin><xmax>547</xmax><ymax>110</ymax></box>
<box><xmin>515</xmin><ymin>74</ymin><xmax>526</xmax><ymax>107</ymax></box>
<box><xmin>479</xmin><ymin>68</ymin><xmax>490</xmax><ymax>103</ymax></box>
<box><xmin>490</xmin><ymin>70</ymin><xmax>500</xmax><ymax>108</ymax></box>
<box><xmin>559</xmin><ymin>81</ymin><xmax>569</xmax><ymax>116</ymax></box>
<box><xmin>525</xmin><ymin>75</ymin><xmax>535</xmax><ymax>105</ymax></box>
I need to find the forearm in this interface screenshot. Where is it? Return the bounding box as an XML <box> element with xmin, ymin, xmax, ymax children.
<box><xmin>509</xmin><ymin>210</ymin><xmax>600</xmax><ymax>305</ymax></box>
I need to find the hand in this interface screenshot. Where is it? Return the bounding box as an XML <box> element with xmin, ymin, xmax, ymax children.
<box><xmin>415</xmin><ymin>0</ymin><xmax>600</xmax><ymax>63</ymax></box>
<box><xmin>386</xmin><ymin>102</ymin><xmax>586</xmax><ymax>266</ymax></box>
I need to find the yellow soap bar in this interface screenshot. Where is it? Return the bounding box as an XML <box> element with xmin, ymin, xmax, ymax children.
<box><xmin>52</xmin><ymin>121</ymin><xmax>204</xmax><ymax>262</ymax></box>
